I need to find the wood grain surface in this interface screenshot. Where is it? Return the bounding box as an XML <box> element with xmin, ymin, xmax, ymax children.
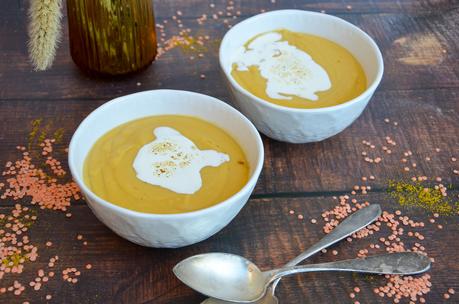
<box><xmin>0</xmin><ymin>0</ymin><xmax>458</xmax><ymax>303</ymax></box>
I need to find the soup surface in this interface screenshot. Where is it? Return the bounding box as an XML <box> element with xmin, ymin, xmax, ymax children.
<box><xmin>84</xmin><ymin>115</ymin><xmax>249</xmax><ymax>214</ymax></box>
<box><xmin>231</xmin><ymin>29</ymin><xmax>367</xmax><ymax>109</ymax></box>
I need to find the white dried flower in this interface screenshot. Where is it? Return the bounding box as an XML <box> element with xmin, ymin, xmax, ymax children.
<box><xmin>27</xmin><ymin>0</ymin><xmax>63</xmax><ymax>71</ymax></box>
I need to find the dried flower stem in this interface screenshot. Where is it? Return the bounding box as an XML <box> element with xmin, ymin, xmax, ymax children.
<box><xmin>28</xmin><ymin>0</ymin><xmax>63</xmax><ymax>71</ymax></box>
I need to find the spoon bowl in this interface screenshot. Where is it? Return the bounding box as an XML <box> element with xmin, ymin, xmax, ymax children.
<box><xmin>174</xmin><ymin>253</ymin><xmax>267</xmax><ymax>302</ymax></box>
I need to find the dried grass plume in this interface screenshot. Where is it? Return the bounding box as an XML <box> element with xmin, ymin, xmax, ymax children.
<box><xmin>28</xmin><ymin>0</ymin><xmax>63</xmax><ymax>71</ymax></box>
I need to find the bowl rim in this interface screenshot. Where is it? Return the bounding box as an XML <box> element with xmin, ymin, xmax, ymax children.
<box><xmin>219</xmin><ymin>9</ymin><xmax>384</xmax><ymax>113</ymax></box>
<box><xmin>68</xmin><ymin>89</ymin><xmax>264</xmax><ymax>219</ymax></box>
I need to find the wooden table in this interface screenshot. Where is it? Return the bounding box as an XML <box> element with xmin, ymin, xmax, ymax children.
<box><xmin>1</xmin><ymin>0</ymin><xmax>458</xmax><ymax>303</ymax></box>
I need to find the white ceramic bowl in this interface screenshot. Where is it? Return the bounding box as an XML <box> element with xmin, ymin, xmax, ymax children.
<box><xmin>68</xmin><ymin>90</ymin><xmax>264</xmax><ymax>248</ymax></box>
<box><xmin>219</xmin><ymin>10</ymin><xmax>384</xmax><ymax>143</ymax></box>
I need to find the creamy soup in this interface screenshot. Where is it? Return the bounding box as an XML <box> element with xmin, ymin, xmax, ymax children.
<box><xmin>84</xmin><ymin>115</ymin><xmax>249</xmax><ymax>214</ymax></box>
<box><xmin>231</xmin><ymin>29</ymin><xmax>367</xmax><ymax>109</ymax></box>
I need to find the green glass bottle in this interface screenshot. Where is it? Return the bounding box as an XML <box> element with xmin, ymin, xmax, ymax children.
<box><xmin>67</xmin><ymin>0</ymin><xmax>157</xmax><ymax>75</ymax></box>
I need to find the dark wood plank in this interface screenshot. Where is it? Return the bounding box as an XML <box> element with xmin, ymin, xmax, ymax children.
<box><xmin>0</xmin><ymin>2</ymin><xmax>458</xmax><ymax>100</ymax></box>
<box><xmin>0</xmin><ymin>87</ymin><xmax>457</xmax><ymax>199</ymax></box>
<box><xmin>0</xmin><ymin>194</ymin><xmax>457</xmax><ymax>303</ymax></box>
<box><xmin>259</xmin><ymin>87</ymin><xmax>459</xmax><ymax>194</ymax></box>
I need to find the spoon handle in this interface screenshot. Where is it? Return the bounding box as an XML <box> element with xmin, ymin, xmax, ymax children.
<box><xmin>267</xmin><ymin>252</ymin><xmax>431</xmax><ymax>283</ymax></box>
<box><xmin>286</xmin><ymin>204</ymin><xmax>382</xmax><ymax>267</ymax></box>
<box><xmin>270</xmin><ymin>204</ymin><xmax>381</xmax><ymax>292</ymax></box>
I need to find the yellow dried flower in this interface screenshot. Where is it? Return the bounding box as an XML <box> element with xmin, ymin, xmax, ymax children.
<box><xmin>27</xmin><ymin>0</ymin><xmax>63</xmax><ymax>71</ymax></box>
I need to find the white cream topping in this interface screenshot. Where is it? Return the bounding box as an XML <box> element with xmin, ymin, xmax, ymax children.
<box><xmin>232</xmin><ymin>32</ymin><xmax>332</xmax><ymax>101</ymax></box>
<box><xmin>133</xmin><ymin>127</ymin><xmax>230</xmax><ymax>194</ymax></box>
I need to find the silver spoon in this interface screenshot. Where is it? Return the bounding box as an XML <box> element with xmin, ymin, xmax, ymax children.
<box><xmin>174</xmin><ymin>252</ymin><xmax>431</xmax><ymax>303</ymax></box>
<box><xmin>201</xmin><ymin>204</ymin><xmax>382</xmax><ymax>304</ymax></box>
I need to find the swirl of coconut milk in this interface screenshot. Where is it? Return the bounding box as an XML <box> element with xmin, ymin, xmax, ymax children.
<box><xmin>133</xmin><ymin>127</ymin><xmax>230</xmax><ymax>194</ymax></box>
<box><xmin>232</xmin><ymin>31</ymin><xmax>331</xmax><ymax>101</ymax></box>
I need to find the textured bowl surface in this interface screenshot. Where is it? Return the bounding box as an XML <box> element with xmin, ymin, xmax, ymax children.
<box><xmin>219</xmin><ymin>10</ymin><xmax>384</xmax><ymax>143</ymax></box>
<box><xmin>68</xmin><ymin>90</ymin><xmax>264</xmax><ymax>248</ymax></box>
